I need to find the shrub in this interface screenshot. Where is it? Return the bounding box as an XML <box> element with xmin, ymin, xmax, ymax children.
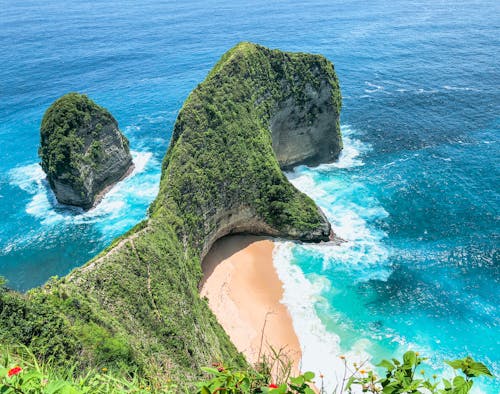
<box><xmin>196</xmin><ymin>351</ymin><xmax>493</xmax><ymax>394</ymax></box>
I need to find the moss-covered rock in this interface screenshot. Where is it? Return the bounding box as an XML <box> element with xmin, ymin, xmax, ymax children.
<box><xmin>1</xmin><ymin>43</ymin><xmax>342</xmax><ymax>385</ymax></box>
<box><xmin>39</xmin><ymin>93</ymin><xmax>133</xmax><ymax>209</ymax></box>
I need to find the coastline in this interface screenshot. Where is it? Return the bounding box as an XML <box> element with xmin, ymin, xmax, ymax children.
<box><xmin>200</xmin><ymin>235</ymin><xmax>302</xmax><ymax>374</ymax></box>
<box><xmin>91</xmin><ymin>161</ymin><xmax>135</xmax><ymax>209</ymax></box>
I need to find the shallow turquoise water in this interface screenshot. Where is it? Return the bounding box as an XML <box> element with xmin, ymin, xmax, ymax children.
<box><xmin>1</xmin><ymin>1</ymin><xmax>498</xmax><ymax>392</ymax></box>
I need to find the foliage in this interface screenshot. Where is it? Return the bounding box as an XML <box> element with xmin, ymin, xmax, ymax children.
<box><xmin>344</xmin><ymin>351</ymin><xmax>493</xmax><ymax>394</ymax></box>
<box><xmin>38</xmin><ymin>92</ymin><xmax>130</xmax><ymax>205</ymax></box>
<box><xmin>39</xmin><ymin>93</ymin><xmax>111</xmax><ymax>181</ymax></box>
<box><xmin>0</xmin><ymin>346</ymin><xmax>179</xmax><ymax>393</ymax></box>
<box><xmin>195</xmin><ymin>364</ymin><xmax>315</xmax><ymax>394</ymax></box>
<box><xmin>3</xmin><ymin>41</ymin><xmax>494</xmax><ymax>394</ymax></box>
<box><xmin>194</xmin><ymin>352</ymin><xmax>493</xmax><ymax>394</ymax></box>
<box><xmin>152</xmin><ymin>42</ymin><xmax>340</xmax><ymax>241</ymax></box>
<box><xmin>0</xmin><ymin>346</ymin><xmax>493</xmax><ymax>394</ymax></box>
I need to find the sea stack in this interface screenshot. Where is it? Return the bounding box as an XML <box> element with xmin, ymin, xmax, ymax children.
<box><xmin>39</xmin><ymin>93</ymin><xmax>134</xmax><ymax>209</ymax></box>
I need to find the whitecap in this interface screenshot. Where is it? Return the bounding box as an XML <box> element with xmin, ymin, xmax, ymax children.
<box><xmin>443</xmin><ymin>85</ymin><xmax>480</xmax><ymax>92</ymax></box>
<box><xmin>8</xmin><ymin>150</ymin><xmax>159</xmax><ymax>234</ymax></box>
<box><xmin>9</xmin><ymin>163</ymin><xmax>45</xmax><ymax>194</ymax></box>
<box><xmin>298</xmin><ymin>125</ymin><xmax>371</xmax><ymax>171</ymax></box>
<box><xmin>289</xmin><ymin>168</ymin><xmax>391</xmax><ymax>280</ymax></box>
<box><xmin>273</xmin><ymin>242</ymin><xmax>374</xmax><ymax>391</ymax></box>
<box><xmin>276</xmin><ymin>126</ymin><xmax>396</xmax><ymax>390</ymax></box>
<box><xmin>416</xmin><ymin>88</ymin><xmax>439</xmax><ymax>94</ymax></box>
<box><xmin>364</xmin><ymin>81</ymin><xmax>384</xmax><ymax>94</ymax></box>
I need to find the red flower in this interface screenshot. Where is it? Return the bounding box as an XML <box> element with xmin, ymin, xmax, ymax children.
<box><xmin>269</xmin><ymin>383</ymin><xmax>279</xmax><ymax>389</ymax></box>
<box><xmin>7</xmin><ymin>366</ymin><xmax>22</xmax><ymax>377</ymax></box>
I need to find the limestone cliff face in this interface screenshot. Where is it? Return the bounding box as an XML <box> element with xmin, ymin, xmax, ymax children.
<box><xmin>271</xmin><ymin>77</ymin><xmax>342</xmax><ymax>170</ymax></box>
<box><xmin>39</xmin><ymin>93</ymin><xmax>133</xmax><ymax>209</ymax></box>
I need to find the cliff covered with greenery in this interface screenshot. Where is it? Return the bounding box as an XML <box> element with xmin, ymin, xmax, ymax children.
<box><xmin>0</xmin><ymin>43</ymin><xmax>342</xmax><ymax>387</ymax></box>
<box><xmin>39</xmin><ymin>93</ymin><xmax>133</xmax><ymax>209</ymax></box>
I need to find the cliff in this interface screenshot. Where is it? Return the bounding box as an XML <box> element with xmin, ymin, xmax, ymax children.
<box><xmin>39</xmin><ymin>93</ymin><xmax>133</xmax><ymax>209</ymax></box>
<box><xmin>0</xmin><ymin>43</ymin><xmax>342</xmax><ymax>385</ymax></box>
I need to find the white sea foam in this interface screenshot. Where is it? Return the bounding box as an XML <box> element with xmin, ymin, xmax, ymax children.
<box><xmin>8</xmin><ymin>151</ymin><xmax>159</xmax><ymax>234</ymax></box>
<box><xmin>9</xmin><ymin>163</ymin><xmax>46</xmax><ymax>194</ymax></box>
<box><xmin>416</xmin><ymin>88</ymin><xmax>439</xmax><ymax>94</ymax></box>
<box><xmin>313</xmin><ymin>125</ymin><xmax>371</xmax><ymax>170</ymax></box>
<box><xmin>273</xmin><ymin>242</ymin><xmax>374</xmax><ymax>392</ymax></box>
<box><xmin>274</xmin><ymin>126</ymin><xmax>394</xmax><ymax>390</ymax></box>
<box><xmin>443</xmin><ymin>85</ymin><xmax>480</xmax><ymax>92</ymax></box>
<box><xmin>287</xmin><ymin>126</ymin><xmax>390</xmax><ymax>278</ymax></box>
<box><xmin>364</xmin><ymin>81</ymin><xmax>384</xmax><ymax>94</ymax></box>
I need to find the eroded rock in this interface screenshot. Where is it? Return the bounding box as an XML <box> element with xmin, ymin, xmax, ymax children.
<box><xmin>39</xmin><ymin>93</ymin><xmax>133</xmax><ymax>209</ymax></box>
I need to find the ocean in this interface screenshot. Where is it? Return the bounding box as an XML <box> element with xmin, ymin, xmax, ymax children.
<box><xmin>1</xmin><ymin>0</ymin><xmax>498</xmax><ymax>392</ymax></box>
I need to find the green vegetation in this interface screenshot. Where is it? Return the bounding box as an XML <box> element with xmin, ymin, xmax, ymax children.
<box><xmin>0</xmin><ymin>347</ymin><xmax>492</xmax><ymax>393</ymax></box>
<box><xmin>153</xmin><ymin>41</ymin><xmax>341</xmax><ymax>240</ymax></box>
<box><xmin>194</xmin><ymin>352</ymin><xmax>493</xmax><ymax>394</ymax></box>
<box><xmin>344</xmin><ymin>352</ymin><xmax>493</xmax><ymax>394</ymax></box>
<box><xmin>39</xmin><ymin>92</ymin><xmax>132</xmax><ymax>208</ymax></box>
<box><xmin>0</xmin><ymin>346</ymin><xmax>178</xmax><ymax>393</ymax></box>
<box><xmin>39</xmin><ymin>93</ymin><xmax>116</xmax><ymax>188</ymax></box>
<box><xmin>2</xmin><ymin>43</ymin><xmax>340</xmax><ymax>387</ymax></box>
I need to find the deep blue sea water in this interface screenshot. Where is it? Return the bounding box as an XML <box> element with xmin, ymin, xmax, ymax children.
<box><xmin>1</xmin><ymin>1</ymin><xmax>498</xmax><ymax>392</ymax></box>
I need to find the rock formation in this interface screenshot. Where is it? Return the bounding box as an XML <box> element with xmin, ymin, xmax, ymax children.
<box><xmin>269</xmin><ymin>58</ymin><xmax>342</xmax><ymax>170</ymax></box>
<box><xmin>1</xmin><ymin>43</ymin><xmax>342</xmax><ymax>383</ymax></box>
<box><xmin>39</xmin><ymin>93</ymin><xmax>133</xmax><ymax>209</ymax></box>
<box><xmin>158</xmin><ymin>42</ymin><xmax>342</xmax><ymax>258</ymax></box>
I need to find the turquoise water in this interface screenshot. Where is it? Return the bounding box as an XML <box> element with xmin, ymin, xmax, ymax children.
<box><xmin>1</xmin><ymin>1</ymin><xmax>498</xmax><ymax>392</ymax></box>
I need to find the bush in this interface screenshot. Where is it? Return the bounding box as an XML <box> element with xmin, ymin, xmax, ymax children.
<box><xmin>195</xmin><ymin>351</ymin><xmax>493</xmax><ymax>394</ymax></box>
<box><xmin>0</xmin><ymin>346</ymin><xmax>178</xmax><ymax>393</ymax></box>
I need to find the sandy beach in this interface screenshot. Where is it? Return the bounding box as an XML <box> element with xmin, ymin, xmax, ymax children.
<box><xmin>200</xmin><ymin>235</ymin><xmax>302</xmax><ymax>373</ymax></box>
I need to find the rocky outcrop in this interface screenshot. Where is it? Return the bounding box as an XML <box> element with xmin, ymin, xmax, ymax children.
<box><xmin>271</xmin><ymin>77</ymin><xmax>342</xmax><ymax>170</ymax></box>
<box><xmin>39</xmin><ymin>93</ymin><xmax>133</xmax><ymax>209</ymax></box>
<box><xmin>199</xmin><ymin>205</ymin><xmax>331</xmax><ymax>261</ymax></box>
<box><xmin>156</xmin><ymin>42</ymin><xmax>342</xmax><ymax>251</ymax></box>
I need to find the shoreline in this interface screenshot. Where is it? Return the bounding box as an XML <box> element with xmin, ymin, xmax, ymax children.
<box><xmin>91</xmin><ymin>161</ymin><xmax>135</xmax><ymax>209</ymax></box>
<box><xmin>200</xmin><ymin>235</ymin><xmax>302</xmax><ymax>374</ymax></box>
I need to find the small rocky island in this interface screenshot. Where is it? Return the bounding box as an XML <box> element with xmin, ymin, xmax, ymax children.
<box><xmin>39</xmin><ymin>93</ymin><xmax>133</xmax><ymax>209</ymax></box>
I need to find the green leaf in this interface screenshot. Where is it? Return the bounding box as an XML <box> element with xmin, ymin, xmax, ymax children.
<box><xmin>199</xmin><ymin>386</ymin><xmax>211</xmax><ymax>394</ymax></box>
<box><xmin>406</xmin><ymin>379</ymin><xmax>423</xmax><ymax>391</ymax></box>
<box><xmin>240</xmin><ymin>376</ymin><xmax>250</xmax><ymax>390</ymax></box>
<box><xmin>200</xmin><ymin>367</ymin><xmax>220</xmax><ymax>375</ymax></box>
<box><xmin>345</xmin><ymin>376</ymin><xmax>356</xmax><ymax>390</ymax></box>
<box><xmin>382</xmin><ymin>384</ymin><xmax>396</xmax><ymax>394</ymax></box>
<box><xmin>290</xmin><ymin>375</ymin><xmax>305</xmax><ymax>386</ymax></box>
<box><xmin>377</xmin><ymin>360</ymin><xmax>395</xmax><ymax>371</ymax></box>
<box><xmin>466</xmin><ymin>361</ymin><xmax>493</xmax><ymax>378</ymax></box>
<box><xmin>303</xmin><ymin>371</ymin><xmax>315</xmax><ymax>381</ymax></box>
<box><xmin>451</xmin><ymin>376</ymin><xmax>473</xmax><ymax>394</ymax></box>
<box><xmin>277</xmin><ymin>384</ymin><xmax>288</xmax><ymax>393</ymax></box>
<box><xmin>445</xmin><ymin>360</ymin><xmax>464</xmax><ymax>370</ymax></box>
<box><xmin>403</xmin><ymin>351</ymin><xmax>417</xmax><ymax>367</ymax></box>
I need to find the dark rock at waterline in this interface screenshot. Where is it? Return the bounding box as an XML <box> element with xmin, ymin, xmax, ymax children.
<box><xmin>39</xmin><ymin>93</ymin><xmax>133</xmax><ymax>209</ymax></box>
